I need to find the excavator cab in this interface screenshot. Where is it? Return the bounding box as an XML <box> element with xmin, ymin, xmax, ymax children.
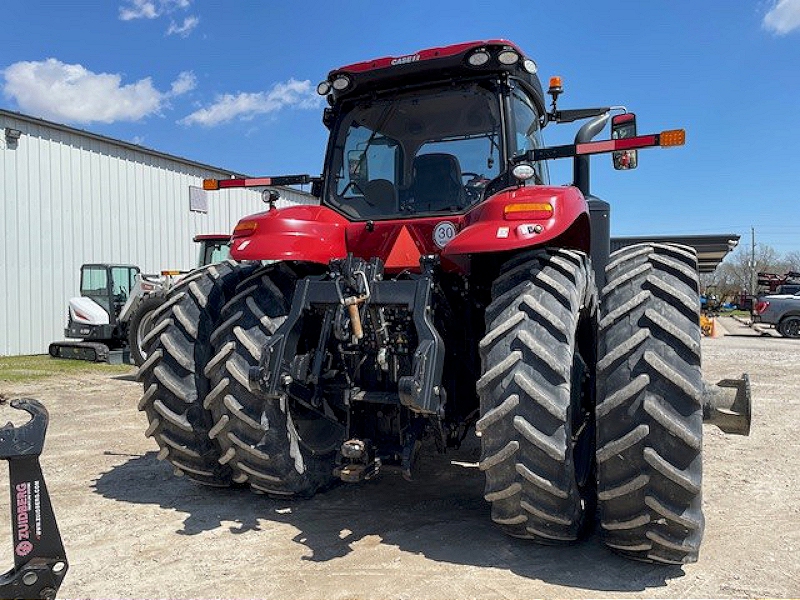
<box><xmin>79</xmin><ymin>264</ymin><xmax>140</xmax><ymax>324</ymax></box>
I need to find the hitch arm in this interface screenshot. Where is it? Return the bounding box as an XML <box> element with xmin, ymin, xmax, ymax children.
<box><xmin>0</xmin><ymin>399</ymin><xmax>68</xmax><ymax>600</ymax></box>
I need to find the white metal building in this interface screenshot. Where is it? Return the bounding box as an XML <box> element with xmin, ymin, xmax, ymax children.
<box><xmin>1</xmin><ymin>109</ymin><xmax>316</xmax><ymax>356</ymax></box>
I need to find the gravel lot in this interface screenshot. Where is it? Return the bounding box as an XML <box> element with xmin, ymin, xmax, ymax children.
<box><xmin>1</xmin><ymin>315</ymin><xmax>798</xmax><ymax>599</ymax></box>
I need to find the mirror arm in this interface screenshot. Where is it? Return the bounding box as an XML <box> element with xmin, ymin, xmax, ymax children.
<box><xmin>549</xmin><ymin>107</ymin><xmax>611</xmax><ymax>123</ymax></box>
<box><xmin>574</xmin><ymin>113</ymin><xmax>611</xmax><ymax>197</ymax></box>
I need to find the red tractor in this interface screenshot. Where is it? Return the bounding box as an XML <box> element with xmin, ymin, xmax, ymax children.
<box><xmin>137</xmin><ymin>40</ymin><xmax>750</xmax><ymax>564</ymax></box>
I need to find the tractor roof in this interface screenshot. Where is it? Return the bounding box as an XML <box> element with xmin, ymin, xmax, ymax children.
<box><xmin>321</xmin><ymin>40</ymin><xmax>546</xmax><ymax>113</ymax></box>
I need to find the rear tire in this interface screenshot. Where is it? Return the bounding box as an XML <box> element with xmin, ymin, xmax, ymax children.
<box><xmin>137</xmin><ymin>261</ymin><xmax>255</xmax><ymax>486</ymax></box>
<box><xmin>128</xmin><ymin>295</ymin><xmax>165</xmax><ymax>367</ymax></box>
<box><xmin>596</xmin><ymin>243</ymin><xmax>704</xmax><ymax>564</ymax></box>
<box><xmin>477</xmin><ymin>248</ymin><xmax>597</xmax><ymax>543</ymax></box>
<box><xmin>205</xmin><ymin>263</ymin><xmax>339</xmax><ymax>497</ymax></box>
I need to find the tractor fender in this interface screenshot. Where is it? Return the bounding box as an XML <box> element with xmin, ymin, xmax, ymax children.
<box><xmin>230</xmin><ymin>205</ymin><xmax>349</xmax><ymax>264</ymax></box>
<box><xmin>441</xmin><ymin>186</ymin><xmax>590</xmax><ymax>260</ymax></box>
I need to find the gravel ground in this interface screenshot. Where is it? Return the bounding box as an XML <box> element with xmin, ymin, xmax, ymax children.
<box><xmin>0</xmin><ymin>315</ymin><xmax>798</xmax><ymax>599</ymax></box>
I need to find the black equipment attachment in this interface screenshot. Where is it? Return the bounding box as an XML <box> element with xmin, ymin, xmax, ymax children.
<box><xmin>0</xmin><ymin>399</ymin><xmax>67</xmax><ymax>600</ymax></box>
<box><xmin>250</xmin><ymin>255</ymin><xmax>446</xmax><ymax>417</ymax></box>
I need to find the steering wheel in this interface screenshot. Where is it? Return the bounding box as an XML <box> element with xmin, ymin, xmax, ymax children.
<box><xmin>341</xmin><ymin>180</ymin><xmax>367</xmax><ymax>198</ymax></box>
<box><xmin>462</xmin><ymin>172</ymin><xmax>488</xmax><ymax>205</ymax></box>
<box><xmin>461</xmin><ymin>172</ymin><xmax>484</xmax><ymax>184</ymax></box>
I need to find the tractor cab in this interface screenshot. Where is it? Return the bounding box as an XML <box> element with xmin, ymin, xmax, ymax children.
<box><xmin>193</xmin><ymin>234</ymin><xmax>231</xmax><ymax>267</ymax></box>
<box><xmin>320</xmin><ymin>41</ymin><xmax>548</xmax><ymax>221</ymax></box>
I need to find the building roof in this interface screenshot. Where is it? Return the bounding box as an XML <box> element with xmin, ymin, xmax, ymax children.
<box><xmin>610</xmin><ymin>234</ymin><xmax>740</xmax><ymax>273</ymax></box>
<box><xmin>1</xmin><ymin>108</ymin><xmax>250</xmax><ymax>178</ymax></box>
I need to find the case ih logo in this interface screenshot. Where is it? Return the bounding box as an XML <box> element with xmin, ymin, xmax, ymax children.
<box><xmin>14</xmin><ymin>482</ymin><xmax>33</xmax><ymax>557</ymax></box>
<box><xmin>390</xmin><ymin>54</ymin><xmax>420</xmax><ymax>66</ymax></box>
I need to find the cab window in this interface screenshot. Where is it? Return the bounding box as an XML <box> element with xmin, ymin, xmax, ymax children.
<box><xmin>510</xmin><ymin>89</ymin><xmax>548</xmax><ymax>185</ymax></box>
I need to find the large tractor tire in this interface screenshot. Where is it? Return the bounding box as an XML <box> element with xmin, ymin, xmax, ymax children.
<box><xmin>205</xmin><ymin>263</ymin><xmax>340</xmax><ymax>497</ymax></box>
<box><xmin>477</xmin><ymin>248</ymin><xmax>597</xmax><ymax>543</ymax></box>
<box><xmin>596</xmin><ymin>243</ymin><xmax>704</xmax><ymax>564</ymax></box>
<box><xmin>137</xmin><ymin>261</ymin><xmax>254</xmax><ymax>486</ymax></box>
<box><xmin>128</xmin><ymin>295</ymin><xmax>166</xmax><ymax>367</ymax></box>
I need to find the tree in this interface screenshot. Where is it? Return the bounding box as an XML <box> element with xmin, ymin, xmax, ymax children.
<box><xmin>704</xmin><ymin>244</ymin><xmax>783</xmax><ymax>300</ymax></box>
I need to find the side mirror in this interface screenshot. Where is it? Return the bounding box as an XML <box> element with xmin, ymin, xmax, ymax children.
<box><xmin>311</xmin><ymin>178</ymin><xmax>323</xmax><ymax>198</ymax></box>
<box><xmin>611</xmin><ymin>113</ymin><xmax>638</xmax><ymax>170</ymax></box>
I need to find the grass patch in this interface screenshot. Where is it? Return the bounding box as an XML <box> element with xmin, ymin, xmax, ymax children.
<box><xmin>0</xmin><ymin>355</ymin><xmax>134</xmax><ymax>384</ymax></box>
<box><xmin>720</xmin><ymin>309</ymin><xmax>752</xmax><ymax>318</ymax></box>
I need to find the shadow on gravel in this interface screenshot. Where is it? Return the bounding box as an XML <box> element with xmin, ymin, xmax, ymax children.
<box><xmin>93</xmin><ymin>448</ymin><xmax>683</xmax><ymax>592</ymax></box>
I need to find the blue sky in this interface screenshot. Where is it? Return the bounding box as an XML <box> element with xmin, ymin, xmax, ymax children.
<box><xmin>3</xmin><ymin>1</ymin><xmax>800</xmax><ymax>253</ymax></box>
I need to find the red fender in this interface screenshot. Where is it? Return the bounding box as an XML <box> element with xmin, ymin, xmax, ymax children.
<box><xmin>230</xmin><ymin>205</ymin><xmax>349</xmax><ymax>264</ymax></box>
<box><xmin>441</xmin><ymin>186</ymin><xmax>590</xmax><ymax>261</ymax></box>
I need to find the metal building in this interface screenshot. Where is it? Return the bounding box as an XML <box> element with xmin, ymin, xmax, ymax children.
<box><xmin>1</xmin><ymin>109</ymin><xmax>316</xmax><ymax>356</ymax></box>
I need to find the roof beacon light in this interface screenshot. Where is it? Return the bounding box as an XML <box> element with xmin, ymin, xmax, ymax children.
<box><xmin>498</xmin><ymin>49</ymin><xmax>520</xmax><ymax>65</ymax></box>
<box><xmin>316</xmin><ymin>81</ymin><xmax>331</xmax><ymax>95</ymax></box>
<box><xmin>548</xmin><ymin>76</ymin><xmax>563</xmax><ymax>96</ymax></box>
<box><xmin>467</xmin><ymin>49</ymin><xmax>491</xmax><ymax>66</ymax></box>
<box><xmin>203</xmin><ymin>179</ymin><xmax>219</xmax><ymax>190</ymax></box>
<box><xmin>332</xmin><ymin>75</ymin><xmax>351</xmax><ymax>91</ymax></box>
<box><xmin>523</xmin><ymin>58</ymin><xmax>538</xmax><ymax>74</ymax></box>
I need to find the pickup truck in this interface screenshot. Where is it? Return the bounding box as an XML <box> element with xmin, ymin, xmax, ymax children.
<box><xmin>753</xmin><ymin>291</ymin><xmax>800</xmax><ymax>338</ymax></box>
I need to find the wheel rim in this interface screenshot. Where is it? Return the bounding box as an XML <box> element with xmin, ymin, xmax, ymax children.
<box><xmin>570</xmin><ymin>351</ymin><xmax>595</xmax><ymax>492</ymax></box>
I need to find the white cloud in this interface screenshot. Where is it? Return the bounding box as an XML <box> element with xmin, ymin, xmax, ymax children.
<box><xmin>119</xmin><ymin>0</ymin><xmax>190</xmax><ymax>20</ymax></box>
<box><xmin>119</xmin><ymin>0</ymin><xmax>158</xmax><ymax>20</ymax></box>
<box><xmin>170</xmin><ymin>70</ymin><xmax>196</xmax><ymax>95</ymax></box>
<box><xmin>763</xmin><ymin>0</ymin><xmax>800</xmax><ymax>34</ymax></box>
<box><xmin>119</xmin><ymin>0</ymin><xmax>198</xmax><ymax>36</ymax></box>
<box><xmin>179</xmin><ymin>79</ymin><xmax>321</xmax><ymax>126</ymax></box>
<box><xmin>167</xmin><ymin>15</ymin><xmax>199</xmax><ymax>37</ymax></box>
<box><xmin>3</xmin><ymin>59</ymin><xmax>194</xmax><ymax>124</ymax></box>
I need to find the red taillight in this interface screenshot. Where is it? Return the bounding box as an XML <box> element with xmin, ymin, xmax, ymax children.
<box><xmin>754</xmin><ymin>301</ymin><xmax>770</xmax><ymax>314</ymax></box>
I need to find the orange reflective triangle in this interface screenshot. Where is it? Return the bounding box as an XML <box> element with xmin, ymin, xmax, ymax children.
<box><xmin>385</xmin><ymin>225</ymin><xmax>421</xmax><ymax>270</ymax></box>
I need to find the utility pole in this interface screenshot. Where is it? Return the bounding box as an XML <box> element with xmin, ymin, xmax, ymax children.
<box><xmin>750</xmin><ymin>227</ymin><xmax>756</xmax><ymax>296</ymax></box>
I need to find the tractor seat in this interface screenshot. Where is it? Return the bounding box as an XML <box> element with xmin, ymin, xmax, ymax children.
<box><xmin>410</xmin><ymin>153</ymin><xmax>464</xmax><ymax>212</ymax></box>
<box><xmin>363</xmin><ymin>179</ymin><xmax>398</xmax><ymax>215</ymax></box>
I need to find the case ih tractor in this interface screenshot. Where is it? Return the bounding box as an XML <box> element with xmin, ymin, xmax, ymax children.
<box><xmin>137</xmin><ymin>40</ymin><xmax>750</xmax><ymax>564</ymax></box>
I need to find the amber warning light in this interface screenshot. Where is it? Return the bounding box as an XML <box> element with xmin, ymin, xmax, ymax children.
<box><xmin>659</xmin><ymin>129</ymin><xmax>686</xmax><ymax>147</ymax></box>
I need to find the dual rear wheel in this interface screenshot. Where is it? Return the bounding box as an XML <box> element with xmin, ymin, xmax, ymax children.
<box><xmin>479</xmin><ymin>244</ymin><xmax>704</xmax><ymax>564</ymax></box>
